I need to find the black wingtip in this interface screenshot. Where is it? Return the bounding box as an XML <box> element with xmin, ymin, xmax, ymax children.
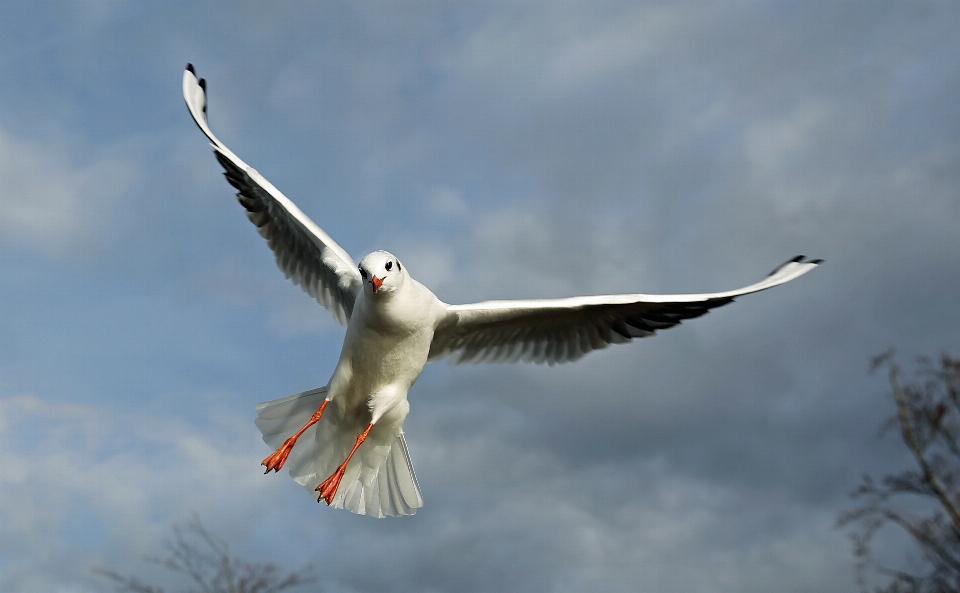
<box><xmin>769</xmin><ymin>255</ymin><xmax>822</xmax><ymax>276</ymax></box>
<box><xmin>185</xmin><ymin>64</ymin><xmax>206</xmax><ymax>94</ymax></box>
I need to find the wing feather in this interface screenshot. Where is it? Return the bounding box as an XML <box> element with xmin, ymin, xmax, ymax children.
<box><xmin>183</xmin><ymin>65</ymin><xmax>361</xmax><ymax>324</ymax></box>
<box><xmin>429</xmin><ymin>256</ymin><xmax>820</xmax><ymax>365</ymax></box>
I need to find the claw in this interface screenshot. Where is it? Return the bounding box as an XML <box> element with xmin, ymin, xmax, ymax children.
<box><xmin>260</xmin><ymin>400</ymin><xmax>330</xmax><ymax>475</ymax></box>
<box><xmin>261</xmin><ymin>437</ymin><xmax>296</xmax><ymax>473</ymax></box>
<box><xmin>315</xmin><ymin>465</ymin><xmax>346</xmax><ymax>505</ymax></box>
<box><xmin>314</xmin><ymin>422</ymin><xmax>374</xmax><ymax>506</ymax></box>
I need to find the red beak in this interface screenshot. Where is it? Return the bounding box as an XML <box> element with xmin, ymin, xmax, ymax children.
<box><xmin>371</xmin><ymin>276</ymin><xmax>384</xmax><ymax>293</ymax></box>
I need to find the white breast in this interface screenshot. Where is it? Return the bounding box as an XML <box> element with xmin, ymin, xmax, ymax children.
<box><xmin>334</xmin><ymin>278</ymin><xmax>442</xmax><ymax>405</ymax></box>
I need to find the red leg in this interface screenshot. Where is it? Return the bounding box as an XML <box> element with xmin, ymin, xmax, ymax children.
<box><xmin>262</xmin><ymin>399</ymin><xmax>330</xmax><ymax>473</ymax></box>
<box><xmin>316</xmin><ymin>423</ymin><xmax>374</xmax><ymax>505</ymax></box>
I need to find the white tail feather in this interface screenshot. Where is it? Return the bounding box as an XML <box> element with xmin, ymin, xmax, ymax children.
<box><xmin>254</xmin><ymin>387</ymin><xmax>423</xmax><ymax>517</ymax></box>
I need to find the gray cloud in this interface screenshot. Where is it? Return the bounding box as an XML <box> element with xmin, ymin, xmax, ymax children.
<box><xmin>1</xmin><ymin>1</ymin><xmax>958</xmax><ymax>592</ymax></box>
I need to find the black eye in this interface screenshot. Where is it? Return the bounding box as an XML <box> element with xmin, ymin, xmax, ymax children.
<box><xmin>385</xmin><ymin>261</ymin><xmax>393</xmax><ymax>271</ymax></box>
<box><xmin>359</xmin><ymin>268</ymin><xmax>367</xmax><ymax>279</ymax></box>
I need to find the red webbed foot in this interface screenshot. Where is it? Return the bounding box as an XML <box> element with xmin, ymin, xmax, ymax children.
<box><xmin>315</xmin><ymin>422</ymin><xmax>373</xmax><ymax>505</ymax></box>
<box><xmin>261</xmin><ymin>400</ymin><xmax>330</xmax><ymax>474</ymax></box>
<box><xmin>262</xmin><ymin>437</ymin><xmax>297</xmax><ymax>473</ymax></box>
<box><xmin>316</xmin><ymin>465</ymin><xmax>347</xmax><ymax>505</ymax></box>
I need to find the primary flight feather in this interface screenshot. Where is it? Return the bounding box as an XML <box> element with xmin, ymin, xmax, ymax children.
<box><xmin>183</xmin><ymin>65</ymin><xmax>820</xmax><ymax>518</ymax></box>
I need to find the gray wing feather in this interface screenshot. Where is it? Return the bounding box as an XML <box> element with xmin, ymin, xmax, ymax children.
<box><xmin>429</xmin><ymin>256</ymin><xmax>820</xmax><ymax>365</ymax></box>
<box><xmin>183</xmin><ymin>65</ymin><xmax>361</xmax><ymax>324</ymax></box>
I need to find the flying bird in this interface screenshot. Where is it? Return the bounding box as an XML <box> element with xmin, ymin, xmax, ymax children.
<box><xmin>182</xmin><ymin>64</ymin><xmax>820</xmax><ymax>518</ymax></box>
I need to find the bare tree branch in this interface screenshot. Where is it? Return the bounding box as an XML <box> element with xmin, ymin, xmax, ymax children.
<box><xmin>93</xmin><ymin>517</ymin><xmax>315</xmax><ymax>593</ymax></box>
<box><xmin>891</xmin><ymin>368</ymin><xmax>960</xmax><ymax>531</ymax></box>
<box><xmin>839</xmin><ymin>352</ymin><xmax>960</xmax><ymax>593</ymax></box>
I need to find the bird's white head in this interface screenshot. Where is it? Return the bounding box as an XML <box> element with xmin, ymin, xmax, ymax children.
<box><xmin>358</xmin><ymin>251</ymin><xmax>406</xmax><ymax>297</ymax></box>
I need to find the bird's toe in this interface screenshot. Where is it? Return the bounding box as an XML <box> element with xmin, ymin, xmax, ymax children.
<box><xmin>261</xmin><ymin>439</ymin><xmax>296</xmax><ymax>473</ymax></box>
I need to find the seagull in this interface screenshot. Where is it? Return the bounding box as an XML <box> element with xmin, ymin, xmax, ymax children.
<box><xmin>182</xmin><ymin>64</ymin><xmax>820</xmax><ymax>518</ymax></box>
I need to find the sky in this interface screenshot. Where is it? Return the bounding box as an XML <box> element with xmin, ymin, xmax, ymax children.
<box><xmin>1</xmin><ymin>1</ymin><xmax>959</xmax><ymax>592</ymax></box>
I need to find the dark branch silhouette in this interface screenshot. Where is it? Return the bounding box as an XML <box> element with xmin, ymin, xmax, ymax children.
<box><xmin>838</xmin><ymin>351</ymin><xmax>960</xmax><ymax>592</ymax></box>
<box><xmin>94</xmin><ymin>517</ymin><xmax>315</xmax><ymax>593</ymax></box>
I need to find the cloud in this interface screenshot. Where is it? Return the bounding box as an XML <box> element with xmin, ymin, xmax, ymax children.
<box><xmin>0</xmin><ymin>387</ymin><xmax>854</xmax><ymax>593</ymax></box>
<box><xmin>0</xmin><ymin>126</ymin><xmax>136</xmax><ymax>255</ymax></box>
<box><xmin>0</xmin><ymin>392</ymin><xmax>279</xmax><ymax>593</ymax></box>
<box><xmin>2</xmin><ymin>2</ymin><xmax>960</xmax><ymax>592</ymax></box>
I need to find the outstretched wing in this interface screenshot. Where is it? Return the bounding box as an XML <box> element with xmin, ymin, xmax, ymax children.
<box><xmin>183</xmin><ymin>65</ymin><xmax>361</xmax><ymax>324</ymax></box>
<box><xmin>429</xmin><ymin>256</ymin><xmax>820</xmax><ymax>365</ymax></box>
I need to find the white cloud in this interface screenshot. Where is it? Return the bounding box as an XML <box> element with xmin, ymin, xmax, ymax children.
<box><xmin>425</xmin><ymin>186</ymin><xmax>469</xmax><ymax>218</ymax></box>
<box><xmin>0</xmin><ymin>127</ymin><xmax>136</xmax><ymax>254</ymax></box>
<box><xmin>0</xmin><ymin>392</ymin><xmax>281</xmax><ymax>593</ymax></box>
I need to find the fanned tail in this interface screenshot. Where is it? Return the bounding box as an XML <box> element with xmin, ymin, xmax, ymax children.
<box><xmin>254</xmin><ymin>388</ymin><xmax>423</xmax><ymax>518</ymax></box>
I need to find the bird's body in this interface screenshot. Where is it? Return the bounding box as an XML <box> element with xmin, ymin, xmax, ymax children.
<box><xmin>331</xmin><ymin>253</ymin><xmax>439</xmax><ymax>431</ymax></box>
<box><xmin>183</xmin><ymin>65</ymin><xmax>821</xmax><ymax>518</ymax></box>
<box><xmin>257</xmin><ymin>252</ymin><xmax>444</xmax><ymax>516</ymax></box>
<box><xmin>324</xmin><ymin>253</ymin><xmax>440</xmax><ymax>467</ymax></box>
